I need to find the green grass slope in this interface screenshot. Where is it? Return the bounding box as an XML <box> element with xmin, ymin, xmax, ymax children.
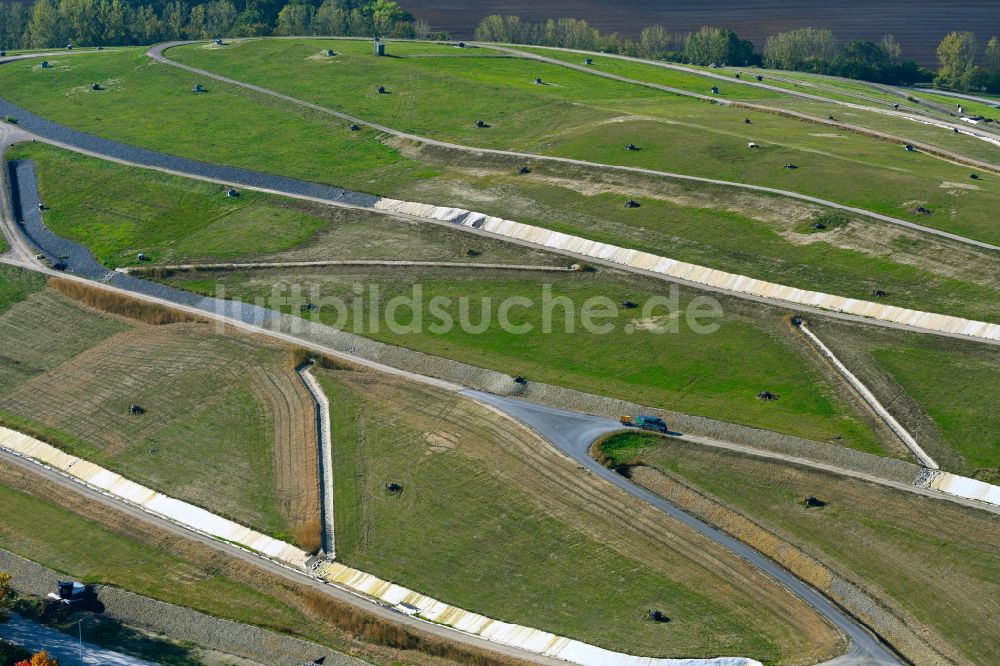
<box><xmin>13</xmin><ymin>137</ymin><xmax>1000</xmax><ymax>326</ymax></box>
<box><xmin>0</xmin><ymin>48</ymin><xmax>421</xmax><ymax>192</ymax></box>
<box><xmin>624</xmin><ymin>436</ymin><xmax>1000</xmax><ymax>665</ymax></box>
<box><xmin>167</xmin><ymin>38</ymin><xmax>1000</xmax><ymax>244</ymax></box>
<box><xmin>0</xmin><ymin>276</ymin><xmax>297</xmax><ymax>540</ymax></box>
<box><xmin>171</xmin><ymin>265</ymin><xmax>886</xmax><ymax>451</ymax></box>
<box><xmin>320</xmin><ymin>366</ymin><xmax>839</xmax><ymax>662</ymax></box>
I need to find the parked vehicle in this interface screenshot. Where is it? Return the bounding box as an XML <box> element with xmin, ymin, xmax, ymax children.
<box><xmin>619</xmin><ymin>415</ymin><xmax>668</xmax><ymax>433</ymax></box>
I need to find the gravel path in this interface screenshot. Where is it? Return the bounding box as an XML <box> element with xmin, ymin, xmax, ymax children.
<box><xmin>143</xmin><ymin>42</ymin><xmax>999</xmax><ymax>251</ymax></box>
<box><xmin>126</xmin><ymin>259</ymin><xmax>573</xmax><ymax>273</ymax></box>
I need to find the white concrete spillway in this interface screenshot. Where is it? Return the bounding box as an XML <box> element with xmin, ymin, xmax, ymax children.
<box><xmin>918</xmin><ymin>470</ymin><xmax>1000</xmax><ymax>505</ymax></box>
<box><xmin>0</xmin><ymin>426</ymin><xmax>761</xmax><ymax>666</ymax></box>
<box><xmin>372</xmin><ymin>198</ymin><xmax>1000</xmax><ymax>343</ymax></box>
<box><xmin>0</xmin><ymin>427</ymin><xmax>309</xmax><ymax>567</ymax></box>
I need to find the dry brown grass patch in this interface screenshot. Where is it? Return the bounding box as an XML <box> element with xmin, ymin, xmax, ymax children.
<box><xmin>49</xmin><ymin>278</ymin><xmax>200</xmax><ymax>325</ymax></box>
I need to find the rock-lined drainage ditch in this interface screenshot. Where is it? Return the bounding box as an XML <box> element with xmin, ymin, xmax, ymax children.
<box><xmin>297</xmin><ymin>362</ymin><xmax>336</xmax><ymax>558</ymax></box>
<box><xmin>797</xmin><ymin>321</ymin><xmax>938</xmax><ymax>469</ymax></box>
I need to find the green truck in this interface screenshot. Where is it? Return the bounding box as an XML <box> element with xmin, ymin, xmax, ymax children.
<box><xmin>619</xmin><ymin>415</ymin><xmax>668</xmax><ymax>433</ymax></box>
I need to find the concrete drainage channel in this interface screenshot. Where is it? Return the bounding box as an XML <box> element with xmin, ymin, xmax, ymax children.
<box><xmin>796</xmin><ymin>321</ymin><xmax>1000</xmax><ymax>506</ymax></box>
<box><xmin>2</xmin><ymin>92</ymin><xmax>998</xmax><ymax>664</ymax></box>
<box><xmin>297</xmin><ymin>362</ymin><xmax>336</xmax><ymax>558</ymax></box>
<box><xmin>2</xmin><ymin>162</ymin><xmax>775</xmax><ymax>666</ymax></box>
<box><xmin>6</xmin><ymin>146</ymin><xmax>1000</xmax><ymax>664</ymax></box>
<box><xmin>0</xmin><ymin>162</ymin><xmax>878</xmax><ymax>665</ymax></box>
<box><xmin>797</xmin><ymin>322</ymin><xmax>938</xmax><ymax>469</ymax></box>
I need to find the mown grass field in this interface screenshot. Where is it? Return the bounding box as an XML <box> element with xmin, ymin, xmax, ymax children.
<box><xmin>8</xmin><ymin>142</ymin><xmax>329</xmax><ymax>269</ymax></box>
<box><xmin>0</xmin><ymin>477</ymin><xmax>303</xmax><ymax>626</ymax></box>
<box><xmin>167</xmin><ymin>38</ymin><xmax>1000</xmax><ymax>244</ymax></box>
<box><xmin>168</xmin><ymin>265</ymin><xmax>886</xmax><ymax>452</ymax></box>
<box><xmin>7</xmin><ymin>142</ymin><xmax>563</xmax><ymax>269</ymax></box>
<box><xmin>392</xmin><ymin>164</ymin><xmax>1000</xmax><ymax>323</ymax></box>
<box><xmin>810</xmin><ymin>317</ymin><xmax>1000</xmax><ymax>478</ymax></box>
<box><xmin>14</xmin><ymin>140</ymin><xmax>999</xmax><ymax>324</ymax></box>
<box><xmin>0</xmin><ymin>48</ymin><xmax>423</xmax><ymax>192</ymax></box>
<box><xmin>0</xmin><ymin>264</ymin><xmax>46</xmax><ymax>314</ymax></box>
<box><xmin>0</xmin><ymin>269</ymin><xmax>319</xmax><ymax>545</ymax></box>
<box><xmin>508</xmin><ymin>46</ymin><xmax>1000</xmax><ymax>166</ymax></box>
<box><xmin>614</xmin><ymin>434</ymin><xmax>1000</xmax><ymax>665</ymax></box>
<box><xmin>319</xmin><ymin>365</ymin><xmax>841</xmax><ymax>663</ymax></box>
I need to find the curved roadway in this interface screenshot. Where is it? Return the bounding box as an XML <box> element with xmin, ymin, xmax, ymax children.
<box><xmin>466</xmin><ymin>391</ymin><xmax>899</xmax><ymax>666</ymax></box>
<box><xmin>143</xmin><ymin>43</ymin><xmax>999</xmax><ymax>252</ymax></box>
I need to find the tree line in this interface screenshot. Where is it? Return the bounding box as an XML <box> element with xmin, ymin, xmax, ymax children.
<box><xmin>935</xmin><ymin>32</ymin><xmax>1000</xmax><ymax>93</ymax></box>
<box><xmin>475</xmin><ymin>14</ymin><xmax>1000</xmax><ymax>92</ymax></box>
<box><xmin>0</xmin><ymin>0</ymin><xmax>445</xmax><ymax>49</ymax></box>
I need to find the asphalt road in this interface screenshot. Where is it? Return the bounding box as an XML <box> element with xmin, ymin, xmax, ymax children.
<box><xmin>466</xmin><ymin>391</ymin><xmax>902</xmax><ymax>666</ymax></box>
<box><xmin>145</xmin><ymin>42</ymin><xmax>1000</xmax><ymax>252</ymax></box>
<box><xmin>0</xmin><ymin>189</ymin><xmax>984</xmax><ymax>663</ymax></box>
<box><xmin>0</xmin><ymin>613</ymin><xmax>156</xmax><ymax>666</ymax></box>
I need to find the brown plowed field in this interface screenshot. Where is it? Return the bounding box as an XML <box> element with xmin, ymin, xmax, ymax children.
<box><xmin>0</xmin><ymin>294</ymin><xmax>321</xmax><ymax>546</ymax></box>
<box><xmin>406</xmin><ymin>0</ymin><xmax>1000</xmax><ymax>66</ymax></box>
<box><xmin>249</xmin><ymin>364</ymin><xmax>322</xmax><ymax>552</ymax></box>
